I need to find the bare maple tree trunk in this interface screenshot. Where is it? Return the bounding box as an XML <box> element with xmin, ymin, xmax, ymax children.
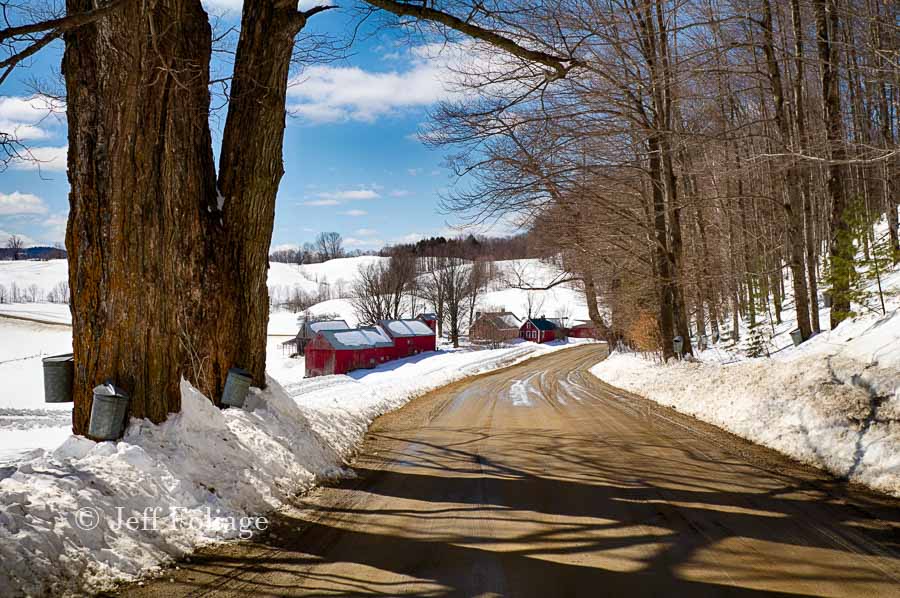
<box><xmin>63</xmin><ymin>0</ymin><xmax>221</xmax><ymax>434</ymax></box>
<box><xmin>215</xmin><ymin>1</ymin><xmax>310</xmax><ymax>388</ymax></box>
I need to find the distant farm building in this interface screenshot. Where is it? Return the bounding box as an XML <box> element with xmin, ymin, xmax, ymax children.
<box><xmin>379</xmin><ymin>319</ymin><xmax>437</xmax><ymax>357</ymax></box>
<box><xmin>416</xmin><ymin>313</ymin><xmax>438</xmax><ymax>332</ymax></box>
<box><xmin>470</xmin><ymin>311</ymin><xmax>521</xmax><ymax>345</ymax></box>
<box><xmin>568</xmin><ymin>321</ymin><xmax>600</xmax><ymax>339</ymax></box>
<box><xmin>305</xmin><ymin>326</ymin><xmax>394</xmax><ymax>377</ymax></box>
<box><xmin>520</xmin><ymin>317</ymin><xmax>562</xmax><ymax>344</ymax></box>
<box><xmin>282</xmin><ymin>319</ymin><xmax>350</xmax><ymax>356</ymax></box>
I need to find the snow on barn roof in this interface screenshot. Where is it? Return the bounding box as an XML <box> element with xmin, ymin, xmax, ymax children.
<box><xmin>359</xmin><ymin>325</ymin><xmax>394</xmax><ymax>346</ymax></box>
<box><xmin>319</xmin><ymin>327</ymin><xmax>393</xmax><ymax>350</ymax></box>
<box><xmin>309</xmin><ymin>320</ymin><xmax>350</xmax><ymax>333</ymax></box>
<box><xmin>500</xmin><ymin>314</ymin><xmax>521</xmax><ymax>328</ymax></box>
<box><xmin>379</xmin><ymin>319</ymin><xmax>435</xmax><ymax>337</ymax></box>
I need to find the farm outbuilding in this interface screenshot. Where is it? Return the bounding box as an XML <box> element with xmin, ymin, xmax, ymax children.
<box><xmin>568</xmin><ymin>321</ymin><xmax>600</xmax><ymax>339</ymax></box>
<box><xmin>283</xmin><ymin>318</ymin><xmax>350</xmax><ymax>356</ymax></box>
<box><xmin>304</xmin><ymin>326</ymin><xmax>394</xmax><ymax>377</ymax></box>
<box><xmin>470</xmin><ymin>311</ymin><xmax>521</xmax><ymax>345</ymax></box>
<box><xmin>416</xmin><ymin>313</ymin><xmax>438</xmax><ymax>332</ymax></box>
<box><xmin>379</xmin><ymin>319</ymin><xmax>437</xmax><ymax>357</ymax></box>
<box><xmin>520</xmin><ymin>317</ymin><xmax>562</xmax><ymax>344</ymax></box>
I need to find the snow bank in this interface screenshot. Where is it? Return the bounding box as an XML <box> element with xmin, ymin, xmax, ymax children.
<box><xmin>591</xmin><ymin>308</ymin><xmax>900</xmax><ymax>497</ymax></box>
<box><xmin>0</xmin><ymin>339</ymin><xmax>591</xmax><ymax>596</ymax></box>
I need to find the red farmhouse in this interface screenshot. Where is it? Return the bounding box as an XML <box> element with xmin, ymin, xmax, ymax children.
<box><xmin>568</xmin><ymin>321</ymin><xmax>599</xmax><ymax>339</ymax></box>
<box><xmin>379</xmin><ymin>319</ymin><xmax>437</xmax><ymax>357</ymax></box>
<box><xmin>520</xmin><ymin>317</ymin><xmax>561</xmax><ymax>344</ymax></box>
<box><xmin>305</xmin><ymin>326</ymin><xmax>394</xmax><ymax>377</ymax></box>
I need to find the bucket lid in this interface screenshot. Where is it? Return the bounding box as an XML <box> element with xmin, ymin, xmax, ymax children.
<box><xmin>228</xmin><ymin>367</ymin><xmax>252</xmax><ymax>380</ymax></box>
<box><xmin>43</xmin><ymin>353</ymin><xmax>74</xmax><ymax>364</ymax></box>
<box><xmin>93</xmin><ymin>382</ymin><xmax>128</xmax><ymax>399</ymax></box>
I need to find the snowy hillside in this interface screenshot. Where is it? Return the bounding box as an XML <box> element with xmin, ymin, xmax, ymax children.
<box><xmin>592</xmin><ymin>236</ymin><xmax>900</xmax><ymax>497</ymax></box>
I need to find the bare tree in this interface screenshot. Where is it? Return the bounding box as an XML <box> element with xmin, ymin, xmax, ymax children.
<box><xmin>6</xmin><ymin>235</ymin><xmax>24</xmax><ymax>260</ymax></box>
<box><xmin>350</xmin><ymin>255</ymin><xmax>416</xmax><ymax>324</ymax></box>
<box><xmin>315</xmin><ymin>232</ymin><xmax>345</xmax><ymax>261</ymax></box>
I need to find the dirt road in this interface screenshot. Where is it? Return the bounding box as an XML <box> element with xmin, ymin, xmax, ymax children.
<box><xmin>124</xmin><ymin>344</ymin><xmax>900</xmax><ymax>597</ymax></box>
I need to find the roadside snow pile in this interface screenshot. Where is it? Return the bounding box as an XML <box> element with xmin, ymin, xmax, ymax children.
<box><xmin>592</xmin><ymin>308</ymin><xmax>900</xmax><ymax>497</ymax></box>
<box><xmin>0</xmin><ymin>339</ymin><xmax>591</xmax><ymax>596</ymax></box>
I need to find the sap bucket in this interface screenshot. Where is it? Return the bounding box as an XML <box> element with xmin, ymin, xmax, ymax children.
<box><xmin>222</xmin><ymin>367</ymin><xmax>253</xmax><ymax>408</ymax></box>
<box><xmin>790</xmin><ymin>328</ymin><xmax>804</xmax><ymax>347</ymax></box>
<box><xmin>673</xmin><ymin>336</ymin><xmax>684</xmax><ymax>356</ymax></box>
<box><xmin>42</xmin><ymin>353</ymin><xmax>74</xmax><ymax>403</ymax></box>
<box><xmin>88</xmin><ymin>383</ymin><xmax>130</xmax><ymax>441</ymax></box>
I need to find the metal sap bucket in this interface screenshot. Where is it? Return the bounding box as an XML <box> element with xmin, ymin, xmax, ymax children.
<box><xmin>42</xmin><ymin>353</ymin><xmax>74</xmax><ymax>403</ymax></box>
<box><xmin>222</xmin><ymin>367</ymin><xmax>253</xmax><ymax>408</ymax></box>
<box><xmin>790</xmin><ymin>328</ymin><xmax>804</xmax><ymax>347</ymax></box>
<box><xmin>673</xmin><ymin>336</ymin><xmax>684</xmax><ymax>356</ymax></box>
<box><xmin>88</xmin><ymin>383</ymin><xmax>130</xmax><ymax>441</ymax></box>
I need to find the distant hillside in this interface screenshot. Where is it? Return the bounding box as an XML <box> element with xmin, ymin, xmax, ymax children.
<box><xmin>0</xmin><ymin>247</ymin><xmax>67</xmax><ymax>261</ymax></box>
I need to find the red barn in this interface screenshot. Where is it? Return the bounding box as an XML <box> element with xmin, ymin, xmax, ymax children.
<box><xmin>416</xmin><ymin>313</ymin><xmax>438</xmax><ymax>332</ymax></box>
<box><xmin>568</xmin><ymin>321</ymin><xmax>599</xmax><ymax>339</ymax></box>
<box><xmin>379</xmin><ymin>319</ymin><xmax>437</xmax><ymax>357</ymax></box>
<box><xmin>520</xmin><ymin>317</ymin><xmax>561</xmax><ymax>344</ymax></box>
<box><xmin>305</xmin><ymin>327</ymin><xmax>394</xmax><ymax>377</ymax></box>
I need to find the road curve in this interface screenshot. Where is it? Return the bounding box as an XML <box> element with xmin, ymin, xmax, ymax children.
<box><xmin>124</xmin><ymin>344</ymin><xmax>900</xmax><ymax>597</ymax></box>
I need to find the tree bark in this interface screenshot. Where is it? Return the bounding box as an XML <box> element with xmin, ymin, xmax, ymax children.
<box><xmin>814</xmin><ymin>0</ymin><xmax>854</xmax><ymax>329</ymax></box>
<box><xmin>212</xmin><ymin>2</ymin><xmax>315</xmax><ymax>390</ymax></box>
<box><xmin>64</xmin><ymin>0</ymin><xmax>220</xmax><ymax>434</ymax></box>
<box><xmin>760</xmin><ymin>0</ymin><xmax>812</xmax><ymax>339</ymax></box>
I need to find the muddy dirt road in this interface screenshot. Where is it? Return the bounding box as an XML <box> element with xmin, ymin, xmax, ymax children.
<box><xmin>124</xmin><ymin>344</ymin><xmax>900</xmax><ymax>597</ymax></box>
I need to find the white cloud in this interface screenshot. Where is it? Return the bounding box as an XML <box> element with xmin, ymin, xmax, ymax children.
<box><xmin>407</xmin><ymin>168</ymin><xmax>422</xmax><ymax>177</ymax></box>
<box><xmin>339</xmin><ymin>209</ymin><xmax>367</xmax><ymax>217</ymax></box>
<box><xmin>287</xmin><ymin>44</ymin><xmax>478</xmax><ymax>123</ymax></box>
<box><xmin>0</xmin><ymin>229</ymin><xmax>36</xmax><ymax>246</ymax></box>
<box><xmin>322</xmin><ymin>189</ymin><xmax>379</xmax><ymax>201</ymax></box>
<box><xmin>41</xmin><ymin>213</ymin><xmax>68</xmax><ymax>243</ymax></box>
<box><xmin>303</xmin><ymin>188</ymin><xmax>380</xmax><ymax>207</ymax></box>
<box><xmin>354</xmin><ymin>228</ymin><xmax>377</xmax><ymax>236</ymax></box>
<box><xmin>0</xmin><ymin>96</ymin><xmax>65</xmax><ymax>141</ymax></box>
<box><xmin>10</xmin><ymin>145</ymin><xmax>68</xmax><ymax>172</ymax></box>
<box><xmin>271</xmin><ymin>243</ymin><xmax>300</xmax><ymax>252</ymax></box>
<box><xmin>344</xmin><ymin>237</ymin><xmax>384</xmax><ymax>248</ymax></box>
<box><xmin>0</xmin><ymin>191</ymin><xmax>48</xmax><ymax>216</ymax></box>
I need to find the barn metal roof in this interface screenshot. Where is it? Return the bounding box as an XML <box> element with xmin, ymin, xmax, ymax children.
<box><xmin>525</xmin><ymin>317</ymin><xmax>559</xmax><ymax>331</ymax></box>
<box><xmin>378</xmin><ymin>319</ymin><xmax>435</xmax><ymax>337</ymax></box>
<box><xmin>318</xmin><ymin>326</ymin><xmax>394</xmax><ymax>350</ymax></box>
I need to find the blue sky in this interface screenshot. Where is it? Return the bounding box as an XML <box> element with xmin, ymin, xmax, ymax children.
<box><xmin>0</xmin><ymin>1</ymin><xmax>512</xmax><ymax>251</ymax></box>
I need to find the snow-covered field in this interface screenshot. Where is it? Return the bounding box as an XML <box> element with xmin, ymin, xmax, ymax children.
<box><xmin>592</xmin><ymin>238</ymin><xmax>900</xmax><ymax>498</ymax></box>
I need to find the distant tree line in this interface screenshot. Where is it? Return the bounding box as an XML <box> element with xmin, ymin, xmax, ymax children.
<box><xmin>1</xmin><ymin>237</ymin><xmax>67</xmax><ymax>261</ymax></box>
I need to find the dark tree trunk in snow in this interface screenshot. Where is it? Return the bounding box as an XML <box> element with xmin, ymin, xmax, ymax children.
<box><xmin>63</xmin><ymin>0</ymin><xmax>220</xmax><ymax>434</ymax></box>
<box><xmin>216</xmin><ymin>1</ymin><xmax>310</xmax><ymax>387</ymax></box>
